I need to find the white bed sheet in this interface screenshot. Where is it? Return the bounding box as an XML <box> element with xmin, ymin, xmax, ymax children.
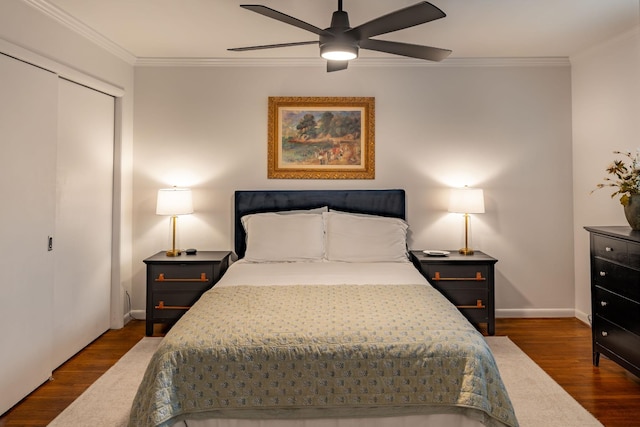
<box><xmin>172</xmin><ymin>261</ymin><xmax>492</xmax><ymax>427</ymax></box>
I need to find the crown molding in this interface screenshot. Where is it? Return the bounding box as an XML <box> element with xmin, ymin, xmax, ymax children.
<box><xmin>24</xmin><ymin>0</ymin><xmax>570</xmax><ymax>69</ymax></box>
<box><xmin>135</xmin><ymin>56</ymin><xmax>570</xmax><ymax>68</ymax></box>
<box><xmin>23</xmin><ymin>0</ymin><xmax>137</xmax><ymax>65</ymax></box>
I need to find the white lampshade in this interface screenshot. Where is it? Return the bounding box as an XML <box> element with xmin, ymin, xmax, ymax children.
<box><xmin>448</xmin><ymin>187</ymin><xmax>485</xmax><ymax>214</ymax></box>
<box><xmin>156</xmin><ymin>188</ymin><xmax>193</xmax><ymax>216</ymax></box>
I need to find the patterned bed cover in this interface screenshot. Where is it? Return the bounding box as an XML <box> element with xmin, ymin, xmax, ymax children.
<box><xmin>129</xmin><ymin>284</ymin><xmax>518</xmax><ymax>427</ymax></box>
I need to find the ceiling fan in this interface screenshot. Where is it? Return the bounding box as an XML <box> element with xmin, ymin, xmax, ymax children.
<box><xmin>228</xmin><ymin>1</ymin><xmax>452</xmax><ymax>72</ymax></box>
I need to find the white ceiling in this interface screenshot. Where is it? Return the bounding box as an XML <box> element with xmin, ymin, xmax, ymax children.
<box><xmin>40</xmin><ymin>0</ymin><xmax>640</xmax><ymax>63</ymax></box>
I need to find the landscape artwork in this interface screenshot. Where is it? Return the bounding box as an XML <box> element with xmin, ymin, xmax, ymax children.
<box><xmin>267</xmin><ymin>97</ymin><xmax>375</xmax><ymax>179</ymax></box>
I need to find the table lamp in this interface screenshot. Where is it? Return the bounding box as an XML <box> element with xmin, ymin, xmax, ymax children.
<box><xmin>156</xmin><ymin>187</ymin><xmax>193</xmax><ymax>256</ymax></box>
<box><xmin>448</xmin><ymin>186</ymin><xmax>485</xmax><ymax>255</ymax></box>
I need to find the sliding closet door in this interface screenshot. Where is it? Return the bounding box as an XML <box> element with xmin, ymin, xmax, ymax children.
<box><xmin>52</xmin><ymin>79</ymin><xmax>114</xmax><ymax>368</ymax></box>
<box><xmin>0</xmin><ymin>54</ymin><xmax>57</xmax><ymax>414</ymax></box>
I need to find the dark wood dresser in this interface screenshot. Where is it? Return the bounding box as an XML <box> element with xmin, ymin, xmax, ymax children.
<box><xmin>585</xmin><ymin>226</ymin><xmax>640</xmax><ymax>377</ymax></box>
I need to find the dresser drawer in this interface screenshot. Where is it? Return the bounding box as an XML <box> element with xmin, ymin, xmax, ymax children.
<box><xmin>149</xmin><ymin>264</ymin><xmax>215</xmax><ymax>292</ymax></box>
<box><xmin>630</xmin><ymin>242</ymin><xmax>640</xmax><ymax>267</ymax></box>
<box><xmin>594</xmin><ymin>287</ymin><xmax>640</xmax><ymax>335</ymax></box>
<box><xmin>594</xmin><ymin>317</ymin><xmax>640</xmax><ymax>372</ymax></box>
<box><xmin>593</xmin><ymin>234</ymin><xmax>629</xmax><ymax>264</ymax></box>
<box><xmin>593</xmin><ymin>258</ymin><xmax>640</xmax><ymax>301</ymax></box>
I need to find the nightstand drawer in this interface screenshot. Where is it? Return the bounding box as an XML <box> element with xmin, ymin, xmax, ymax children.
<box><xmin>152</xmin><ymin>291</ymin><xmax>204</xmax><ymax>321</ymax></box>
<box><xmin>439</xmin><ymin>288</ymin><xmax>489</xmax><ymax>323</ymax></box>
<box><xmin>423</xmin><ymin>264</ymin><xmax>489</xmax><ymax>286</ymax></box>
<box><xmin>149</xmin><ymin>264</ymin><xmax>215</xmax><ymax>292</ymax></box>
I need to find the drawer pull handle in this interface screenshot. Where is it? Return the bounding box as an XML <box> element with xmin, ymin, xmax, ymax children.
<box><xmin>433</xmin><ymin>272</ymin><xmax>486</xmax><ymax>281</ymax></box>
<box><xmin>156</xmin><ymin>273</ymin><xmax>208</xmax><ymax>282</ymax></box>
<box><xmin>456</xmin><ymin>299</ymin><xmax>485</xmax><ymax>309</ymax></box>
<box><xmin>600</xmin><ymin>301</ymin><xmax>608</xmax><ymax>307</ymax></box>
<box><xmin>155</xmin><ymin>301</ymin><xmax>191</xmax><ymax>310</ymax></box>
<box><xmin>601</xmin><ymin>331</ymin><xmax>609</xmax><ymax>337</ymax></box>
<box><xmin>605</xmin><ymin>247</ymin><xmax>613</xmax><ymax>252</ymax></box>
<box><xmin>599</xmin><ymin>271</ymin><xmax>606</xmax><ymax>277</ymax></box>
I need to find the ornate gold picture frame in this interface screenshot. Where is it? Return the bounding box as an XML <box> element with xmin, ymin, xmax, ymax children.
<box><xmin>267</xmin><ymin>97</ymin><xmax>375</xmax><ymax>179</ymax></box>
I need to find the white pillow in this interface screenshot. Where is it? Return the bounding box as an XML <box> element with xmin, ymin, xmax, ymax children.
<box><xmin>322</xmin><ymin>211</ymin><xmax>409</xmax><ymax>262</ymax></box>
<box><xmin>242</xmin><ymin>212</ymin><xmax>325</xmax><ymax>262</ymax></box>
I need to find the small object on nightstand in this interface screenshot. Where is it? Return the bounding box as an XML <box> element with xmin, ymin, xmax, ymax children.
<box><xmin>185</xmin><ymin>248</ymin><xmax>197</xmax><ymax>255</ymax></box>
<box><xmin>423</xmin><ymin>250</ymin><xmax>450</xmax><ymax>257</ymax></box>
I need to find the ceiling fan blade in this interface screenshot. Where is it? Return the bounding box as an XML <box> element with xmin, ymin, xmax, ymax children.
<box><xmin>348</xmin><ymin>2</ymin><xmax>445</xmax><ymax>40</ymax></box>
<box><xmin>327</xmin><ymin>60</ymin><xmax>349</xmax><ymax>72</ymax></box>
<box><xmin>228</xmin><ymin>41</ymin><xmax>318</xmax><ymax>52</ymax></box>
<box><xmin>359</xmin><ymin>39</ymin><xmax>451</xmax><ymax>61</ymax></box>
<box><xmin>240</xmin><ymin>5</ymin><xmax>331</xmax><ymax>36</ymax></box>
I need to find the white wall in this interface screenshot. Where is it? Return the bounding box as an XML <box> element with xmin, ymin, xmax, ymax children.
<box><xmin>571</xmin><ymin>26</ymin><xmax>640</xmax><ymax>323</ymax></box>
<box><xmin>0</xmin><ymin>0</ymin><xmax>135</xmax><ymax>328</ymax></box>
<box><xmin>132</xmin><ymin>62</ymin><xmax>575</xmax><ymax>317</ymax></box>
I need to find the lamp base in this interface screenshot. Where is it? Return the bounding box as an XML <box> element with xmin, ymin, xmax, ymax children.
<box><xmin>165</xmin><ymin>249</ymin><xmax>182</xmax><ymax>257</ymax></box>
<box><xmin>458</xmin><ymin>247</ymin><xmax>475</xmax><ymax>255</ymax></box>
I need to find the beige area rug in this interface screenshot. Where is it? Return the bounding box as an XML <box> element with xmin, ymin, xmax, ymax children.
<box><xmin>48</xmin><ymin>336</ymin><xmax>603</xmax><ymax>427</ymax></box>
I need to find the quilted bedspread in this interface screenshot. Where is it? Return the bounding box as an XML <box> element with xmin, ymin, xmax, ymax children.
<box><xmin>128</xmin><ymin>284</ymin><xmax>518</xmax><ymax>427</ymax></box>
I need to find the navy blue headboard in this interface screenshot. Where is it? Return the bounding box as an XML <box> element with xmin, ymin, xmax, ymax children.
<box><xmin>234</xmin><ymin>189</ymin><xmax>406</xmax><ymax>258</ymax></box>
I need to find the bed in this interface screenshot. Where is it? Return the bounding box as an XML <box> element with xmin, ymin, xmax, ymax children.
<box><xmin>129</xmin><ymin>190</ymin><xmax>518</xmax><ymax>427</ymax></box>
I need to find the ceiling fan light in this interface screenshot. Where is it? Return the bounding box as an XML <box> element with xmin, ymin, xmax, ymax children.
<box><xmin>320</xmin><ymin>44</ymin><xmax>358</xmax><ymax>61</ymax></box>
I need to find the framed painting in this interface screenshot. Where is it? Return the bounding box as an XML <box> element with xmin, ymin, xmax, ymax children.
<box><xmin>267</xmin><ymin>96</ymin><xmax>375</xmax><ymax>179</ymax></box>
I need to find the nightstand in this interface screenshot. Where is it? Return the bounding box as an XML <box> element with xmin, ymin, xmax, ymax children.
<box><xmin>144</xmin><ymin>250</ymin><xmax>232</xmax><ymax>336</ymax></box>
<box><xmin>411</xmin><ymin>250</ymin><xmax>497</xmax><ymax>335</ymax></box>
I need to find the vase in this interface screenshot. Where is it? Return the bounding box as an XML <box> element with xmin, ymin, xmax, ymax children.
<box><xmin>624</xmin><ymin>194</ymin><xmax>640</xmax><ymax>230</ymax></box>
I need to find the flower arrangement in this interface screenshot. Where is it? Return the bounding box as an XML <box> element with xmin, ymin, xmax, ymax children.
<box><xmin>593</xmin><ymin>150</ymin><xmax>640</xmax><ymax>206</ymax></box>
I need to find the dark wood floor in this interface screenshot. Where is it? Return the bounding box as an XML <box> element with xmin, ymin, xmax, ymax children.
<box><xmin>1</xmin><ymin>318</ymin><xmax>640</xmax><ymax>426</ymax></box>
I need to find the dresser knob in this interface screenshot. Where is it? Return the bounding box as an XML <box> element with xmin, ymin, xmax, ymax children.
<box><xmin>599</xmin><ymin>271</ymin><xmax>607</xmax><ymax>277</ymax></box>
<box><xmin>601</xmin><ymin>331</ymin><xmax>609</xmax><ymax>337</ymax></box>
<box><xmin>600</xmin><ymin>301</ymin><xmax>608</xmax><ymax>307</ymax></box>
<box><xmin>605</xmin><ymin>247</ymin><xmax>613</xmax><ymax>252</ymax></box>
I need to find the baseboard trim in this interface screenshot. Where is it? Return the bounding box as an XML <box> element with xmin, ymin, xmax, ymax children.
<box><xmin>496</xmin><ymin>308</ymin><xmax>576</xmax><ymax>318</ymax></box>
<box><xmin>129</xmin><ymin>310</ymin><xmax>146</xmax><ymax>320</ymax></box>
<box><xmin>574</xmin><ymin>309</ymin><xmax>592</xmax><ymax>326</ymax></box>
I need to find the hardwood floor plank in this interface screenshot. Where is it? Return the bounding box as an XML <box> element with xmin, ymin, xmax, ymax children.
<box><xmin>1</xmin><ymin>318</ymin><xmax>640</xmax><ymax>426</ymax></box>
